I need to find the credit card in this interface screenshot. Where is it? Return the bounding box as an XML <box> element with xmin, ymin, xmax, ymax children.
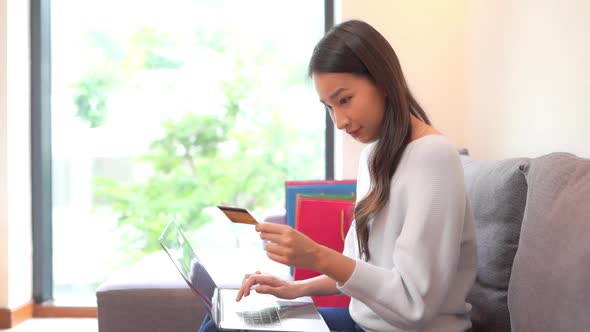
<box><xmin>217</xmin><ymin>205</ymin><xmax>259</xmax><ymax>225</ymax></box>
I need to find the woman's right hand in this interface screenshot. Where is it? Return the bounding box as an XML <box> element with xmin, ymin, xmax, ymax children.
<box><xmin>235</xmin><ymin>271</ymin><xmax>302</xmax><ymax>301</ymax></box>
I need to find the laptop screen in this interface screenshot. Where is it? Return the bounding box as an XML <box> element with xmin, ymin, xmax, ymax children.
<box><xmin>159</xmin><ymin>220</ymin><xmax>218</xmax><ymax>310</ymax></box>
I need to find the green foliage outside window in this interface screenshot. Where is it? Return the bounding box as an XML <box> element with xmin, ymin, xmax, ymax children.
<box><xmin>71</xmin><ymin>26</ymin><xmax>322</xmax><ymax>261</ymax></box>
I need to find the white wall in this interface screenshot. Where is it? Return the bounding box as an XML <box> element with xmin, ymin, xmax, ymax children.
<box><xmin>336</xmin><ymin>0</ymin><xmax>590</xmax><ymax>178</ymax></box>
<box><xmin>465</xmin><ymin>0</ymin><xmax>590</xmax><ymax>159</ymax></box>
<box><xmin>336</xmin><ymin>0</ymin><xmax>466</xmax><ymax>178</ymax></box>
<box><xmin>0</xmin><ymin>0</ymin><xmax>8</xmax><ymax>307</ymax></box>
<box><xmin>0</xmin><ymin>0</ymin><xmax>33</xmax><ymax>310</ymax></box>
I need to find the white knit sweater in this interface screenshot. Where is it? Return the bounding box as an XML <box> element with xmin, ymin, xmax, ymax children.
<box><xmin>337</xmin><ymin>135</ymin><xmax>478</xmax><ymax>332</ymax></box>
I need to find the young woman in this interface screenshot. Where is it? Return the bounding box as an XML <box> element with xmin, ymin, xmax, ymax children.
<box><xmin>200</xmin><ymin>19</ymin><xmax>477</xmax><ymax>332</ymax></box>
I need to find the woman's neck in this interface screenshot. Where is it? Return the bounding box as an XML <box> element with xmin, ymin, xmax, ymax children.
<box><xmin>410</xmin><ymin>115</ymin><xmax>440</xmax><ymax>141</ymax></box>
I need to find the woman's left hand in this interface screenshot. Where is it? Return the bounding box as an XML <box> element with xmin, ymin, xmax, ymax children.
<box><xmin>255</xmin><ymin>223</ymin><xmax>322</xmax><ymax>271</ymax></box>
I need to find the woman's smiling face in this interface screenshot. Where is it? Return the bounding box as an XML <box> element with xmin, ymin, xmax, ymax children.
<box><xmin>312</xmin><ymin>72</ymin><xmax>387</xmax><ymax>143</ymax></box>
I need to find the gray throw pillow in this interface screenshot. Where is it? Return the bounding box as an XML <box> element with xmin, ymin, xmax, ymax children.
<box><xmin>508</xmin><ymin>153</ymin><xmax>590</xmax><ymax>332</ymax></box>
<box><xmin>461</xmin><ymin>155</ymin><xmax>530</xmax><ymax>332</ymax></box>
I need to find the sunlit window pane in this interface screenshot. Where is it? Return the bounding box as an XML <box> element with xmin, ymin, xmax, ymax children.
<box><xmin>51</xmin><ymin>0</ymin><xmax>325</xmax><ymax>305</ymax></box>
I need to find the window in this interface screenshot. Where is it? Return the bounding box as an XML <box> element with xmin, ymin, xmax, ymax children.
<box><xmin>33</xmin><ymin>0</ymin><xmax>333</xmax><ymax>305</ymax></box>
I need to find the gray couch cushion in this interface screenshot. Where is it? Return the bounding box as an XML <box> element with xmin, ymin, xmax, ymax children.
<box><xmin>508</xmin><ymin>153</ymin><xmax>590</xmax><ymax>332</ymax></box>
<box><xmin>461</xmin><ymin>156</ymin><xmax>530</xmax><ymax>332</ymax></box>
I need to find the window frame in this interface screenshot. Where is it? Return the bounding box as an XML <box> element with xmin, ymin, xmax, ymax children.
<box><xmin>31</xmin><ymin>0</ymin><xmax>53</xmax><ymax>304</ymax></box>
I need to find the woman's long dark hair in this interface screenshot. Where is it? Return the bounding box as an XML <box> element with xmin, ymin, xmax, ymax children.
<box><xmin>308</xmin><ymin>20</ymin><xmax>430</xmax><ymax>261</ymax></box>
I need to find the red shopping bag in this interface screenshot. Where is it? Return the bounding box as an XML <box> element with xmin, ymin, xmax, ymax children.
<box><xmin>294</xmin><ymin>195</ymin><xmax>355</xmax><ymax>308</ymax></box>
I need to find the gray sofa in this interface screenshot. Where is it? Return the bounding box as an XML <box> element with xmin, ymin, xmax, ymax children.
<box><xmin>96</xmin><ymin>152</ymin><xmax>590</xmax><ymax>332</ymax></box>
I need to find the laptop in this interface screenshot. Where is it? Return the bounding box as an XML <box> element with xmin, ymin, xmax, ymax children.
<box><xmin>159</xmin><ymin>220</ymin><xmax>330</xmax><ymax>332</ymax></box>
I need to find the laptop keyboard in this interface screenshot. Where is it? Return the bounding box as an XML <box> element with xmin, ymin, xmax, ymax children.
<box><xmin>241</xmin><ymin>307</ymin><xmax>281</xmax><ymax>327</ymax></box>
